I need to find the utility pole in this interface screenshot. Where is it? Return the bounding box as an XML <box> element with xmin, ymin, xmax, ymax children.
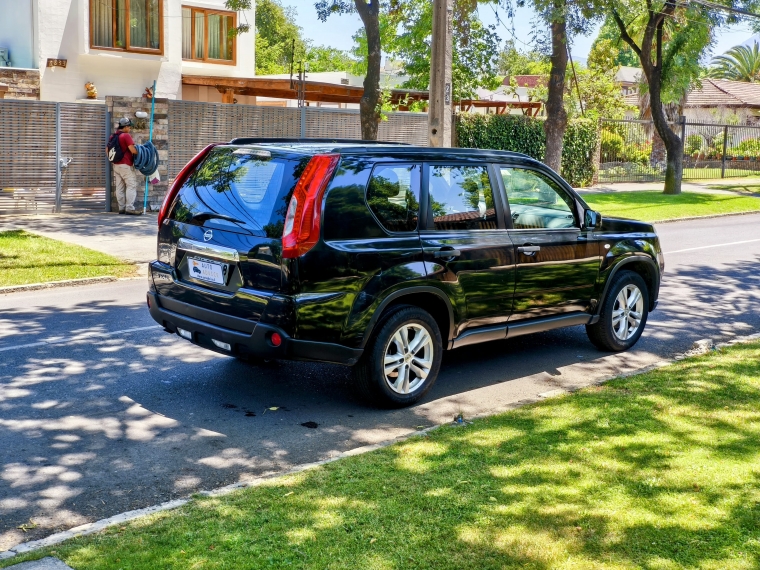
<box><xmin>429</xmin><ymin>0</ymin><xmax>453</xmax><ymax>147</ymax></box>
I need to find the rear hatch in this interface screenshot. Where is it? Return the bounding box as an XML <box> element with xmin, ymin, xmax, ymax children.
<box><xmin>155</xmin><ymin>145</ymin><xmax>311</xmax><ymax>327</ymax></box>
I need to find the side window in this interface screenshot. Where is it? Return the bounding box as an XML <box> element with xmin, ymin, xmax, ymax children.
<box><xmin>366</xmin><ymin>164</ymin><xmax>421</xmax><ymax>233</ymax></box>
<box><xmin>501</xmin><ymin>167</ymin><xmax>577</xmax><ymax>230</ymax></box>
<box><xmin>428</xmin><ymin>165</ymin><xmax>495</xmax><ymax>231</ymax></box>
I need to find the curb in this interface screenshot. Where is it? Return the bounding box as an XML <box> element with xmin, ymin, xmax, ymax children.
<box><xmin>650</xmin><ymin>209</ymin><xmax>760</xmax><ymax>225</ymax></box>
<box><xmin>0</xmin><ymin>276</ymin><xmax>117</xmax><ymax>294</ymax></box>
<box><xmin>2</xmin><ymin>331</ymin><xmax>760</xmax><ymax>562</ymax></box>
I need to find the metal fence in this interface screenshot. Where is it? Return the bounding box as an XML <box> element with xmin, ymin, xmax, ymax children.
<box><xmin>0</xmin><ymin>100</ymin><xmax>107</xmax><ymax>214</ymax></box>
<box><xmin>599</xmin><ymin>118</ymin><xmax>760</xmax><ymax>183</ymax></box>
<box><xmin>168</xmin><ymin>101</ymin><xmax>429</xmax><ymax>178</ymax></box>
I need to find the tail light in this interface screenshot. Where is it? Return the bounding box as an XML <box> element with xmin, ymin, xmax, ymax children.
<box><xmin>282</xmin><ymin>154</ymin><xmax>340</xmax><ymax>259</ymax></box>
<box><xmin>157</xmin><ymin>143</ymin><xmax>218</xmax><ymax>227</ymax></box>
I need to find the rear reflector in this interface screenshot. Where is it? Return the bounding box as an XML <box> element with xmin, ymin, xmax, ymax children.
<box><xmin>177</xmin><ymin>328</ymin><xmax>192</xmax><ymax>340</ymax></box>
<box><xmin>157</xmin><ymin>143</ymin><xmax>219</xmax><ymax>228</ymax></box>
<box><xmin>212</xmin><ymin>339</ymin><xmax>232</xmax><ymax>351</ymax></box>
<box><xmin>281</xmin><ymin>154</ymin><xmax>340</xmax><ymax>259</ymax></box>
<box><xmin>270</xmin><ymin>332</ymin><xmax>282</xmax><ymax>347</ymax></box>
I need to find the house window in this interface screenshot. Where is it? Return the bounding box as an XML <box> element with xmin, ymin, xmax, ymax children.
<box><xmin>182</xmin><ymin>8</ymin><xmax>236</xmax><ymax>63</ymax></box>
<box><xmin>90</xmin><ymin>0</ymin><xmax>162</xmax><ymax>52</ymax></box>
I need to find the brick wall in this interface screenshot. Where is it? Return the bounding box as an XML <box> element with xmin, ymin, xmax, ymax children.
<box><xmin>106</xmin><ymin>96</ymin><xmax>169</xmax><ymax>212</ymax></box>
<box><xmin>0</xmin><ymin>69</ymin><xmax>41</xmax><ymax>100</ymax></box>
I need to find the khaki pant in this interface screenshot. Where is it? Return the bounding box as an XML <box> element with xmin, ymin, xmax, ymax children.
<box><xmin>113</xmin><ymin>163</ymin><xmax>138</xmax><ymax>212</ymax></box>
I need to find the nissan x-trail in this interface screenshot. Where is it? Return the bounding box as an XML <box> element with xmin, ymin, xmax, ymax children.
<box><xmin>147</xmin><ymin>139</ymin><xmax>664</xmax><ymax>407</ymax></box>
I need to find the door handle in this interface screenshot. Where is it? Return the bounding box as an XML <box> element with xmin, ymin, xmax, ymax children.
<box><xmin>433</xmin><ymin>248</ymin><xmax>461</xmax><ymax>259</ymax></box>
<box><xmin>517</xmin><ymin>245</ymin><xmax>541</xmax><ymax>256</ymax></box>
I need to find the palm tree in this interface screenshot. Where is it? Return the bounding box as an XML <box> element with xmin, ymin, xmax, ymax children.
<box><xmin>707</xmin><ymin>42</ymin><xmax>760</xmax><ymax>82</ymax></box>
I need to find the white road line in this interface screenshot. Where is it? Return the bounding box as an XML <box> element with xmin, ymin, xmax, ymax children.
<box><xmin>0</xmin><ymin>325</ymin><xmax>161</xmax><ymax>353</ymax></box>
<box><xmin>666</xmin><ymin>238</ymin><xmax>760</xmax><ymax>255</ymax></box>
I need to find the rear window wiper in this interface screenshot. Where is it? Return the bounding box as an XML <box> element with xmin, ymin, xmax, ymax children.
<box><xmin>190</xmin><ymin>211</ymin><xmax>245</xmax><ymax>225</ymax></box>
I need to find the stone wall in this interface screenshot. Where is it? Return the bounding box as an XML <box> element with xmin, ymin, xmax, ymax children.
<box><xmin>0</xmin><ymin>69</ymin><xmax>41</xmax><ymax>100</ymax></box>
<box><xmin>106</xmin><ymin>96</ymin><xmax>169</xmax><ymax>212</ymax></box>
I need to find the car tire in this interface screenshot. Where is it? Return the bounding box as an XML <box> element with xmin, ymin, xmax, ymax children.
<box><xmin>354</xmin><ymin>305</ymin><xmax>443</xmax><ymax>408</ymax></box>
<box><xmin>586</xmin><ymin>270</ymin><xmax>650</xmax><ymax>352</ymax></box>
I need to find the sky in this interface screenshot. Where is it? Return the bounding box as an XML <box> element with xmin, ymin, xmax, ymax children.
<box><xmin>282</xmin><ymin>0</ymin><xmax>759</xmax><ymax>65</ymax></box>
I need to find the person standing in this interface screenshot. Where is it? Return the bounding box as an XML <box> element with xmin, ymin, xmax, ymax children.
<box><xmin>108</xmin><ymin>118</ymin><xmax>141</xmax><ymax>215</ymax></box>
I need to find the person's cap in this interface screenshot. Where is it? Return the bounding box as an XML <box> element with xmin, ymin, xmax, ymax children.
<box><xmin>118</xmin><ymin>117</ymin><xmax>133</xmax><ymax>128</ymax></box>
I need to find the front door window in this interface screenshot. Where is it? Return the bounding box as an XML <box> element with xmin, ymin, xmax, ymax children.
<box><xmin>502</xmin><ymin>168</ymin><xmax>577</xmax><ymax>229</ymax></box>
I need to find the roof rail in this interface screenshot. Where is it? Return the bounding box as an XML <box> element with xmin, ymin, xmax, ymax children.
<box><xmin>228</xmin><ymin>137</ymin><xmax>411</xmax><ymax>145</ymax></box>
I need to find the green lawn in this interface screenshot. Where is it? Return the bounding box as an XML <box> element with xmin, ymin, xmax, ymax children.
<box><xmin>683</xmin><ymin>167</ymin><xmax>759</xmax><ymax>180</ymax></box>
<box><xmin>0</xmin><ymin>230</ymin><xmax>135</xmax><ymax>287</ymax></box>
<box><xmin>583</xmin><ymin>191</ymin><xmax>760</xmax><ymax>222</ymax></box>
<box><xmin>6</xmin><ymin>341</ymin><xmax>760</xmax><ymax>569</ymax></box>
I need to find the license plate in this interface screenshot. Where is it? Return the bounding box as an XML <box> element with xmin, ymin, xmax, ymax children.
<box><xmin>187</xmin><ymin>257</ymin><xmax>227</xmax><ymax>285</ymax></box>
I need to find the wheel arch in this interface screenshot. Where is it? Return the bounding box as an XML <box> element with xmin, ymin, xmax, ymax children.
<box><xmin>360</xmin><ymin>287</ymin><xmax>455</xmax><ymax>349</ymax></box>
<box><xmin>598</xmin><ymin>255</ymin><xmax>660</xmax><ymax>313</ymax></box>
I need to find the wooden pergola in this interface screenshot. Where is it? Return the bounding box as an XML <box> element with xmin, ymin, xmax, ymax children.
<box><xmin>182</xmin><ymin>75</ymin><xmax>543</xmax><ymax>115</ymax></box>
<box><xmin>457</xmin><ymin>99</ymin><xmax>542</xmax><ymax>116</ymax></box>
<box><xmin>182</xmin><ymin>75</ymin><xmax>429</xmax><ymax>107</ymax></box>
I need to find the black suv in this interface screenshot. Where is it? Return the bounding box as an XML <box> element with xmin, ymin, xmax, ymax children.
<box><xmin>147</xmin><ymin>140</ymin><xmax>664</xmax><ymax>407</ymax></box>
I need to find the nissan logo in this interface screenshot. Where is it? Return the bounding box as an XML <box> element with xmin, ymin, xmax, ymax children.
<box><xmin>203</xmin><ymin>230</ymin><xmax>213</xmax><ymax>242</ymax></box>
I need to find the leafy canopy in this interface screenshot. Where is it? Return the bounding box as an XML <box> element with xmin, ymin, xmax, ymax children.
<box><xmin>707</xmin><ymin>41</ymin><xmax>760</xmax><ymax>82</ymax></box>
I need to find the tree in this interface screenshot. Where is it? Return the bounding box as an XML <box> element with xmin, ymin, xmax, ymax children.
<box><xmin>316</xmin><ymin>1</ymin><xmax>382</xmax><ymax>140</ymax></box>
<box><xmin>383</xmin><ymin>0</ymin><xmax>502</xmax><ymax>100</ymax></box>
<box><xmin>707</xmin><ymin>41</ymin><xmax>760</xmax><ymax>82</ymax></box>
<box><xmin>590</xmin><ymin>16</ymin><xmax>641</xmax><ymax>68</ymax></box>
<box><xmin>523</xmin><ymin>0</ymin><xmax>599</xmax><ymax>173</ymax></box>
<box><xmin>497</xmin><ymin>40</ymin><xmax>550</xmax><ymax>77</ymax></box>
<box><xmin>306</xmin><ymin>46</ymin><xmax>359</xmax><ymax>73</ymax></box>
<box><xmin>607</xmin><ymin>0</ymin><xmax>740</xmax><ymax>194</ymax></box>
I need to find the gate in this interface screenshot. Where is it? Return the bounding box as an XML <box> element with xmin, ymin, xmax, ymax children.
<box><xmin>599</xmin><ymin>118</ymin><xmax>760</xmax><ymax>183</ymax></box>
<box><xmin>0</xmin><ymin>100</ymin><xmax>106</xmax><ymax>214</ymax></box>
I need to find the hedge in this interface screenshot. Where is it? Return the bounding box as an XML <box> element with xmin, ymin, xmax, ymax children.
<box><xmin>456</xmin><ymin>114</ymin><xmax>599</xmax><ymax>187</ymax></box>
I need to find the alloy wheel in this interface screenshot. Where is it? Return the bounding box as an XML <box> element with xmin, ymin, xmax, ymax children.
<box><xmin>612</xmin><ymin>284</ymin><xmax>644</xmax><ymax>341</ymax></box>
<box><xmin>382</xmin><ymin>323</ymin><xmax>434</xmax><ymax>394</ymax></box>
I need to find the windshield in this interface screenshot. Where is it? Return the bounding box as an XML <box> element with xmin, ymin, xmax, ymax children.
<box><xmin>171</xmin><ymin>147</ymin><xmax>310</xmax><ymax>237</ymax></box>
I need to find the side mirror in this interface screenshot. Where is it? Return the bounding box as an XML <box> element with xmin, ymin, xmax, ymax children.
<box><xmin>584</xmin><ymin>209</ymin><xmax>602</xmax><ymax>230</ymax></box>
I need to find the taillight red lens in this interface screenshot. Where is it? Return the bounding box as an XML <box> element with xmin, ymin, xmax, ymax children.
<box><xmin>157</xmin><ymin>143</ymin><xmax>218</xmax><ymax>227</ymax></box>
<box><xmin>281</xmin><ymin>154</ymin><xmax>340</xmax><ymax>259</ymax></box>
<box><xmin>270</xmin><ymin>332</ymin><xmax>282</xmax><ymax>347</ymax></box>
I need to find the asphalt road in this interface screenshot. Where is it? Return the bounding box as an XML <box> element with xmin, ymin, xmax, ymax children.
<box><xmin>2</xmin><ymin>213</ymin><xmax>760</xmax><ymax>551</ymax></box>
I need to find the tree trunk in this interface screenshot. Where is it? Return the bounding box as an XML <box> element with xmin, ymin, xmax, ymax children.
<box><xmin>647</xmin><ymin>68</ymin><xmax>683</xmax><ymax>194</ymax></box>
<box><xmin>543</xmin><ymin>16</ymin><xmax>568</xmax><ymax>173</ymax></box>
<box><xmin>355</xmin><ymin>0</ymin><xmax>381</xmax><ymax>140</ymax></box>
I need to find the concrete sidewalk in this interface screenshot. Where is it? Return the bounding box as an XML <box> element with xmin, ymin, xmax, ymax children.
<box><xmin>0</xmin><ymin>212</ymin><xmax>157</xmax><ymax>264</ymax></box>
<box><xmin>580</xmin><ymin>176</ymin><xmax>760</xmax><ymax>195</ymax></box>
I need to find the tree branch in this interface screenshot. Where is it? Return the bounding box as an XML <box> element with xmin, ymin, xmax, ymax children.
<box><xmin>610</xmin><ymin>8</ymin><xmax>642</xmax><ymax>58</ymax></box>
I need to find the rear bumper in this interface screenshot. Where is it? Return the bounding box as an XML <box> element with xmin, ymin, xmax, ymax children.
<box><xmin>147</xmin><ymin>291</ymin><xmax>363</xmax><ymax>366</ymax></box>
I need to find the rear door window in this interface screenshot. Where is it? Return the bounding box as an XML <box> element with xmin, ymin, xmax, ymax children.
<box><xmin>366</xmin><ymin>164</ymin><xmax>421</xmax><ymax>233</ymax></box>
<box><xmin>427</xmin><ymin>165</ymin><xmax>496</xmax><ymax>231</ymax></box>
<box><xmin>172</xmin><ymin>147</ymin><xmax>309</xmax><ymax>237</ymax></box>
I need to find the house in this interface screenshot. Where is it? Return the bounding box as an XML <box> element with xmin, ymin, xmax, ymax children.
<box><xmin>615</xmin><ymin>66</ymin><xmax>641</xmax><ymax>96</ymax></box>
<box><xmin>0</xmin><ymin>0</ymin><xmax>255</xmax><ymax>103</ymax></box>
<box><xmin>684</xmin><ymin>78</ymin><xmax>760</xmax><ymax>124</ymax></box>
<box><xmin>623</xmin><ymin>79</ymin><xmax>760</xmax><ymax>124</ymax></box>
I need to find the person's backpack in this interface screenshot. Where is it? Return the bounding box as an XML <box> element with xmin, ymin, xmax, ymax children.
<box><xmin>107</xmin><ymin>132</ymin><xmax>124</xmax><ymax>163</ymax></box>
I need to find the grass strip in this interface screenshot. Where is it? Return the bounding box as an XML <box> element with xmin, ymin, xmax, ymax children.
<box><xmin>5</xmin><ymin>342</ymin><xmax>760</xmax><ymax>569</ymax></box>
<box><xmin>0</xmin><ymin>230</ymin><xmax>134</xmax><ymax>287</ymax></box>
<box><xmin>583</xmin><ymin>190</ymin><xmax>760</xmax><ymax>222</ymax></box>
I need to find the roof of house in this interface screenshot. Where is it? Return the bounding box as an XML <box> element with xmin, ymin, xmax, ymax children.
<box><xmin>686</xmin><ymin>78</ymin><xmax>760</xmax><ymax>108</ymax></box>
<box><xmin>615</xmin><ymin>66</ymin><xmax>642</xmax><ymax>85</ymax></box>
<box><xmin>502</xmin><ymin>75</ymin><xmax>546</xmax><ymax>89</ymax></box>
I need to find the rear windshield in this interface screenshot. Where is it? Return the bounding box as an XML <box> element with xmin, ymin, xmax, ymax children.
<box><xmin>171</xmin><ymin>147</ymin><xmax>309</xmax><ymax>237</ymax></box>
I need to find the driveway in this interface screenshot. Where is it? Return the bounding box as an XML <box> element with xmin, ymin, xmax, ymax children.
<box><xmin>2</xmin><ymin>214</ymin><xmax>760</xmax><ymax>551</ymax></box>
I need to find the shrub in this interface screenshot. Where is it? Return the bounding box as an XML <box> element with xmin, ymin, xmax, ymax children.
<box><xmin>685</xmin><ymin>134</ymin><xmax>704</xmax><ymax>155</ymax></box>
<box><xmin>456</xmin><ymin>113</ymin><xmax>597</xmax><ymax>187</ymax></box>
<box><xmin>600</xmin><ymin>130</ymin><xmax>624</xmax><ymax>160</ymax></box>
<box><xmin>733</xmin><ymin>137</ymin><xmax>760</xmax><ymax>159</ymax></box>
